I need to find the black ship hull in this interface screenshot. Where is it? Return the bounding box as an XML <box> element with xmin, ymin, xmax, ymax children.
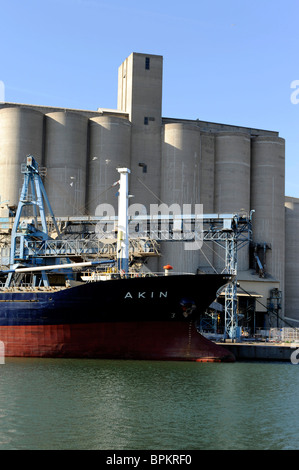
<box><xmin>0</xmin><ymin>273</ymin><xmax>235</xmax><ymax>362</ymax></box>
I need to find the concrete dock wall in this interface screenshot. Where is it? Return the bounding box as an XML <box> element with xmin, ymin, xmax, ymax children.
<box><xmin>219</xmin><ymin>342</ymin><xmax>299</xmax><ymax>362</ymax></box>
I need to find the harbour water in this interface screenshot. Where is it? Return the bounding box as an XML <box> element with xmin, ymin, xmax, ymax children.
<box><xmin>0</xmin><ymin>358</ymin><xmax>299</xmax><ymax>450</ymax></box>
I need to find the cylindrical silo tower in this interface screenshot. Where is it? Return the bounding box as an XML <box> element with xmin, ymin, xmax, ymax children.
<box><xmin>87</xmin><ymin>115</ymin><xmax>131</xmax><ymax>215</ymax></box>
<box><xmin>251</xmin><ymin>135</ymin><xmax>285</xmax><ymax>313</ymax></box>
<box><xmin>285</xmin><ymin>197</ymin><xmax>299</xmax><ymax>324</ymax></box>
<box><xmin>159</xmin><ymin>123</ymin><xmax>201</xmax><ymax>273</ymax></box>
<box><xmin>200</xmin><ymin>132</ymin><xmax>215</xmax><ymax>213</ymax></box>
<box><xmin>44</xmin><ymin>111</ymin><xmax>88</xmax><ymax>216</ymax></box>
<box><xmin>0</xmin><ymin>106</ymin><xmax>44</xmax><ymax>207</ymax></box>
<box><xmin>214</xmin><ymin>132</ymin><xmax>251</xmax><ymax>272</ymax></box>
<box><xmin>198</xmin><ymin>131</ymin><xmax>216</xmax><ymax>272</ymax></box>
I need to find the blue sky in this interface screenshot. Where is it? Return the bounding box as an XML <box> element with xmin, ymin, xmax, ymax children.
<box><xmin>1</xmin><ymin>0</ymin><xmax>299</xmax><ymax>197</ymax></box>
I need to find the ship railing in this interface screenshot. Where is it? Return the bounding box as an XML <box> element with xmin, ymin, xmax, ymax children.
<box><xmin>81</xmin><ymin>270</ymin><xmax>196</xmax><ymax>280</ymax></box>
<box><xmin>0</xmin><ymin>282</ymin><xmax>65</xmax><ymax>291</ymax></box>
<box><xmin>145</xmin><ymin>271</ymin><xmax>195</xmax><ymax>277</ymax></box>
<box><xmin>120</xmin><ymin>271</ymin><xmax>196</xmax><ymax>278</ymax></box>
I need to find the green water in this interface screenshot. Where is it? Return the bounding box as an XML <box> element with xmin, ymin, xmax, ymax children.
<box><xmin>0</xmin><ymin>358</ymin><xmax>298</xmax><ymax>450</ymax></box>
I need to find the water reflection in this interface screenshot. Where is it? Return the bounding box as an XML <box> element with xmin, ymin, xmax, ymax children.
<box><xmin>0</xmin><ymin>359</ymin><xmax>298</xmax><ymax>450</ymax></box>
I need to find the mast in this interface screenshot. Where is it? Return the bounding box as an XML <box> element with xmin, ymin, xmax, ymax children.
<box><xmin>117</xmin><ymin>168</ymin><xmax>130</xmax><ymax>275</ymax></box>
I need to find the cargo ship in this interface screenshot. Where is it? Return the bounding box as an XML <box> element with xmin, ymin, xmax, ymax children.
<box><xmin>0</xmin><ymin>157</ymin><xmax>235</xmax><ymax>362</ymax></box>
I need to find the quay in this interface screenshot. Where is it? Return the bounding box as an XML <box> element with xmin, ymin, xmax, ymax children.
<box><xmin>218</xmin><ymin>341</ymin><xmax>299</xmax><ymax>362</ymax></box>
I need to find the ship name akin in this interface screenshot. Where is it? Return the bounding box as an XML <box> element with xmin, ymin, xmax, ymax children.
<box><xmin>124</xmin><ymin>291</ymin><xmax>168</xmax><ymax>299</ymax></box>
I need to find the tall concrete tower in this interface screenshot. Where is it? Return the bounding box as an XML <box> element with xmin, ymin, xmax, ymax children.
<box><xmin>117</xmin><ymin>53</ymin><xmax>163</xmax><ymax>210</ymax></box>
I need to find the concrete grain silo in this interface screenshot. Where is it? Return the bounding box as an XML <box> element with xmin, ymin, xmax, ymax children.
<box><xmin>198</xmin><ymin>131</ymin><xmax>216</xmax><ymax>271</ymax></box>
<box><xmin>250</xmin><ymin>136</ymin><xmax>285</xmax><ymax>295</ymax></box>
<box><xmin>159</xmin><ymin>122</ymin><xmax>201</xmax><ymax>273</ymax></box>
<box><xmin>285</xmin><ymin>197</ymin><xmax>299</xmax><ymax>324</ymax></box>
<box><xmin>87</xmin><ymin>115</ymin><xmax>131</xmax><ymax>215</ymax></box>
<box><xmin>118</xmin><ymin>52</ymin><xmax>162</xmax><ymax>213</ymax></box>
<box><xmin>214</xmin><ymin>132</ymin><xmax>251</xmax><ymax>271</ymax></box>
<box><xmin>44</xmin><ymin>111</ymin><xmax>88</xmax><ymax>216</ymax></box>
<box><xmin>0</xmin><ymin>106</ymin><xmax>44</xmax><ymax>207</ymax></box>
<box><xmin>199</xmin><ymin>132</ymin><xmax>215</xmax><ymax>213</ymax></box>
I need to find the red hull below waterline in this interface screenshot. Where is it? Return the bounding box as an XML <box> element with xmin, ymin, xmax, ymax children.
<box><xmin>0</xmin><ymin>321</ymin><xmax>235</xmax><ymax>362</ymax></box>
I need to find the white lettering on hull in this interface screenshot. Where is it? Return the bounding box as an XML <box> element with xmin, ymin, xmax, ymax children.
<box><xmin>124</xmin><ymin>291</ymin><xmax>168</xmax><ymax>299</ymax></box>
